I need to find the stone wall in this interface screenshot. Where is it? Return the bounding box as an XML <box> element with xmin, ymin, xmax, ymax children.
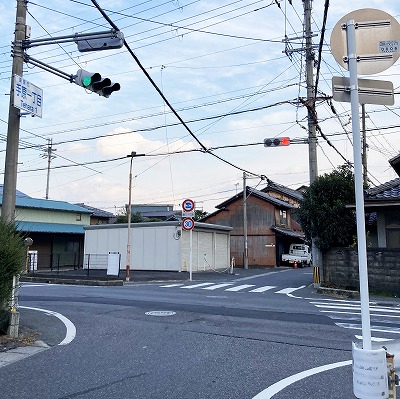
<box><xmin>322</xmin><ymin>247</ymin><xmax>400</xmax><ymax>296</ymax></box>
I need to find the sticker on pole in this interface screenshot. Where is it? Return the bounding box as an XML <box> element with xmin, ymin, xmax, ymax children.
<box><xmin>182</xmin><ymin>217</ymin><xmax>195</xmax><ymax>231</ymax></box>
<box><xmin>182</xmin><ymin>199</ymin><xmax>195</xmax><ymax>212</ymax></box>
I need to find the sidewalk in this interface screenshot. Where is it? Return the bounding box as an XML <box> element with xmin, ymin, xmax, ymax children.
<box><xmin>19</xmin><ymin>266</ymin><xmax>276</xmax><ymax>285</ymax></box>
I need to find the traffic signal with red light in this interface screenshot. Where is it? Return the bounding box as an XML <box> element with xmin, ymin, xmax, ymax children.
<box><xmin>264</xmin><ymin>137</ymin><xmax>290</xmax><ymax>147</ymax></box>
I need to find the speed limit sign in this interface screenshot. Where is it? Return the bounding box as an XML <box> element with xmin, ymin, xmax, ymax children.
<box><xmin>182</xmin><ymin>217</ymin><xmax>195</xmax><ymax>231</ymax></box>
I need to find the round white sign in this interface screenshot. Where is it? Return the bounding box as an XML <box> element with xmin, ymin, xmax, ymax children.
<box><xmin>182</xmin><ymin>198</ymin><xmax>195</xmax><ymax>212</ymax></box>
<box><xmin>182</xmin><ymin>217</ymin><xmax>195</xmax><ymax>231</ymax></box>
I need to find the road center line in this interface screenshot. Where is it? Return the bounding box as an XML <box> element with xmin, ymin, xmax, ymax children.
<box><xmin>19</xmin><ymin>305</ymin><xmax>76</xmax><ymax>346</ymax></box>
<box><xmin>252</xmin><ymin>360</ymin><xmax>351</xmax><ymax>398</ymax></box>
<box><xmin>234</xmin><ymin>269</ymin><xmax>291</xmax><ymax>282</ymax></box>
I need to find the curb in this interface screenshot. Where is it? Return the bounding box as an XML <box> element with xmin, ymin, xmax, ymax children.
<box><xmin>317</xmin><ymin>286</ymin><xmax>360</xmax><ymax>299</ymax></box>
<box><xmin>20</xmin><ymin>276</ymin><xmax>123</xmax><ymax>286</ymax></box>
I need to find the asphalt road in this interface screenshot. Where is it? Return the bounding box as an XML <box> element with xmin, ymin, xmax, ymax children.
<box><xmin>1</xmin><ymin>268</ymin><xmax>398</xmax><ymax>399</ymax></box>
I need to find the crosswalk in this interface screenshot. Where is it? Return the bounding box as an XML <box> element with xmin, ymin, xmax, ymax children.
<box><xmin>309</xmin><ymin>297</ymin><xmax>400</xmax><ymax>339</ymax></box>
<box><xmin>159</xmin><ymin>282</ymin><xmax>305</xmax><ymax>295</ymax></box>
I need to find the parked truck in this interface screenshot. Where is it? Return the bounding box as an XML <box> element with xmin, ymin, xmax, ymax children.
<box><xmin>282</xmin><ymin>243</ymin><xmax>311</xmax><ymax>267</ymax></box>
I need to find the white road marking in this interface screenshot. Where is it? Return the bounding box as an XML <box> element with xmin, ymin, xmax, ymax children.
<box><xmin>335</xmin><ymin>323</ymin><xmax>400</xmax><ymax>334</ymax></box>
<box><xmin>225</xmin><ymin>284</ymin><xmax>255</xmax><ymax>292</ymax></box>
<box><xmin>19</xmin><ymin>306</ymin><xmax>76</xmax><ymax>345</ymax></box>
<box><xmin>233</xmin><ymin>269</ymin><xmax>291</xmax><ymax>282</ymax></box>
<box><xmin>252</xmin><ymin>360</ymin><xmax>351</xmax><ymax>398</ymax></box>
<box><xmin>314</xmin><ymin>303</ymin><xmax>400</xmax><ymax>314</ymax></box>
<box><xmin>181</xmin><ymin>282</ymin><xmax>215</xmax><ymax>289</ymax></box>
<box><xmin>202</xmin><ymin>283</ymin><xmax>234</xmax><ymax>290</ymax></box>
<box><xmin>249</xmin><ymin>286</ymin><xmax>276</xmax><ymax>293</ymax></box>
<box><xmin>159</xmin><ymin>283</ymin><xmax>184</xmax><ymax>288</ymax></box>
<box><xmin>354</xmin><ymin>335</ymin><xmax>394</xmax><ymax>342</ymax></box>
<box><xmin>21</xmin><ymin>283</ymin><xmax>55</xmax><ymax>288</ymax></box>
<box><xmin>275</xmin><ymin>286</ymin><xmax>305</xmax><ymax>295</ymax></box>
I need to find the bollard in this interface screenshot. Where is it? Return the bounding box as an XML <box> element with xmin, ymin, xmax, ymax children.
<box><xmin>387</xmin><ymin>352</ymin><xmax>398</xmax><ymax>399</ymax></box>
<box><xmin>313</xmin><ymin>266</ymin><xmax>320</xmax><ymax>284</ymax></box>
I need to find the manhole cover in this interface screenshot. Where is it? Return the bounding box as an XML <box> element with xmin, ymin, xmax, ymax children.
<box><xmin>145</xmin><ymin>311</ymin><xmax>176</xmax><ymax>317</ymax></box>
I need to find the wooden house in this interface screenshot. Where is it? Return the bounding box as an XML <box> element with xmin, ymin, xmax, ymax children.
<box><xmin>201</xmin><ymin>182</ymin><xmax>305</xmax><ymax>267</ymax></box>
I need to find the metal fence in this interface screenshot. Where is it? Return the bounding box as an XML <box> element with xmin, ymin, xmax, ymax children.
<box><xmin>28</xmin><ymin>252</ymin><xmax>81</xmax><ymax>273</ymax></box>
<box><xmin>84</xmin><ymin>253</ymin><xmax>121</xmax><ymax>276</ymax></box>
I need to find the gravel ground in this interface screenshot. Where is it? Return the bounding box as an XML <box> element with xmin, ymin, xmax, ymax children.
<box><xmin>0</xmin><ymin>327</ymin><xmax>39</xmax><ymax>352</ymax></box>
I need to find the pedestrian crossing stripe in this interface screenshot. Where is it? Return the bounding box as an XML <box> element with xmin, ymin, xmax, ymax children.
<box><xmin>310</xmin><ymin>299</ymin><xmax>400</xmax><ymax>339</ymax></box>
<box><xmin>225</xmin><ymin>284</ymin><xmax>255</xmax><ymax>292</ymax></box>
<box><xmin>159</xmin><ymin>282</ymin><xmax>306</xmax><ymax>295</ymax></box>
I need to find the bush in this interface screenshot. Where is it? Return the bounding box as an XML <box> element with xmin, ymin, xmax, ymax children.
<box><xmin>0</xmin><ymin>222</ymin><xmax>25</xmax><ymax>327</ymax></box>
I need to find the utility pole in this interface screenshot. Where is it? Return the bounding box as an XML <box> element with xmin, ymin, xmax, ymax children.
<box><xmin>2</xmin><ymin>0</ymin><xmax>27</xmax><ymax>223</ymax></box>
<box><xmin>304</xmin><ymin>0</ymin><xmax>318</xmax><ymax>184</ymax></box>
<box><xmin>43</xmin><ymin>139</ymin><xmax>56</xmax><ymax>199</ymax></box>
<box><xmin>243</xmin><ymin>172</ymin><xmax>248</xmax><ymax>270</ymax></box>
<box><xmin>303</xmin><ymin>0</ymin><xmax>322</xmax><ymax>275</ymax></box>
<box><xmin>125</xmin><ymin>151</ymin><xmax>145</xmax><ymax>282</ymax></box>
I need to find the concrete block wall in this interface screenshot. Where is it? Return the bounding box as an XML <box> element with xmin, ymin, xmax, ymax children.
<box><xmin>323</xmin><ymin>248</ymin><xmax>400</xmax><ymax>296</ymax></box>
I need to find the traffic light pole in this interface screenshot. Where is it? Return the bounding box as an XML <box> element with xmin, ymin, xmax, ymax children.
<box><xmin>2</xmin><ymin>0</ymin><xmax>27</xmax><ymax>224</ymax></box>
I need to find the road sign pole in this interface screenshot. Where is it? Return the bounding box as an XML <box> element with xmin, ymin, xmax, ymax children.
<box><xmin>346</xmin><ymin>18</ymin><xmax>372</xmax><ymax>351</ymax></box>
<box><xmin>189</xmin><ymin>229</ymin><xmax>193</xmax><ymax>282</ymax></box>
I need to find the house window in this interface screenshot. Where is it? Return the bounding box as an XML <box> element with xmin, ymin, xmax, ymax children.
<box><xmin>76</xmin><ymin>213</ymin><xmax>82</xmax><ymax>221</ymax></box>
<box><xmin>65</xmin><ymin>241</ymin><xmax>79</xmax><ymax>252</ymax></box>
<box><xmin>279</xmin><ymin>210</ymin><xmax>287</xmax><ymax>226</ymax></box>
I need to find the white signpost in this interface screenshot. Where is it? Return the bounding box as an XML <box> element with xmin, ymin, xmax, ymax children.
<box><xmin>12</xmin><ymin>75</ymin><xmax>43</xmax><ymax>118</ymax></box>
<box><xmin>182</xmin><ymin>199</ymin><xmax>195</xmax><ymax>281</ymax></box>
<box><xmin>330</xmin><ymin>8</ymin><xmax>400</xmax><ymax>399</ymax></box>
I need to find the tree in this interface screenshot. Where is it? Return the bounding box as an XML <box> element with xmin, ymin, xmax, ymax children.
<box><xmin>0</xmin><ymin>222</ymin><xmax>25</xmax><ymax>332</ymax></box>
<box><xmin>115</xmin><ymin>211</ymin><xmax>143</xmax><ymax>224</ymax></box>
<box><xmin>297</xmin><ymin>165</ymin><xmax>356</xmax><ymax>250</ymax></box>
<box><xmin>194</xmin><ymin>209</ymin><xmax>208</xmax><ymax>221</ymax></box>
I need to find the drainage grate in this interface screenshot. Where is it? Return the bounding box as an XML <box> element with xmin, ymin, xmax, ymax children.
<box><xmin>145</xmin><ymin>311</ymin><xmax>176</xmax><ymax>317</ymax></box>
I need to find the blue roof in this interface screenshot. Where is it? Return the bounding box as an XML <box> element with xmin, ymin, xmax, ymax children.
<box><xmin>16</xmin><ymin>221</ymin><xmax>85</xmax><ymax>234</ymax></box>
<box><xmin>0</xmin><ymin>196</ymin><xmax>92</xmax><ymax>213</ymax></box>
<box><xmin>0</xmin><ymin>184</ymin><xmax>30</xmax><ymax>198</ymax></box>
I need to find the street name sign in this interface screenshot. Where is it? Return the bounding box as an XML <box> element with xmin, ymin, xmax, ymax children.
<box><xmin>12</xmin><ymin>75</ymin><xmax>43</xmax><ymax>118</ymax></box>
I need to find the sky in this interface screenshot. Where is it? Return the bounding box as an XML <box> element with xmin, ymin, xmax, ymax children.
<box><xmin>0</xmin><ymin>0</ymin><xmax>400</xmax><ymax>215</ymax></box>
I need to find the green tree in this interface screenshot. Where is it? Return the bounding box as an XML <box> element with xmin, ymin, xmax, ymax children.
<box><xmin>297</xmin><ymin>165</ymin><xmax>356</xmax><ymax>250</ymax></box>
<box><xmin>0</xmin><ymin>222</ymin><xmax>25</xmax><ymax>332</ymax></box>
<box><xmin>115</xmin><ymin>211</ymin><xmax>143</xmax><ymax>224</ymax></box>
<box><xmin>194</xmin><ymin>210</ymin><xmax>208</xmax><ymax>221</ymax></box>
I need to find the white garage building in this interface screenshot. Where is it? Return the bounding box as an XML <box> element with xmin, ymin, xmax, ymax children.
<box><xmin>84</xmin><ymin>221</ymin><xmax>232</xmax><ymax>272</ymax></box>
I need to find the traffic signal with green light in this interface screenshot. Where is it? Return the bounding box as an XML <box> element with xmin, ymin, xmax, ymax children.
<box><xmin>74</xmin><ymin>69</ymin><xmax>120</xmax><ymax>98</ymax></box>
<box><xmin>264</xmin><ymin>137</ymin><xmax>290</xmax><ymax>147</ymax></box>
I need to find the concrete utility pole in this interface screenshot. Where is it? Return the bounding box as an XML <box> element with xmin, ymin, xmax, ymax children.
<box><xmin>243</xmin><ymin>172</ymin><xmax>248</xmax><ymax>270</ymax></box>
<box><xmin>2</xmin><ymin>0</ymin><xmax>27</xmax><ymax>223</ymax></box>
<box><xmin>44</xmin><ymin>139</ymin><xmax>56</xmax><ymax>199</ymax></box>
<box><xmin>303</xmin><ymin>0</ymin><xmax>322</xmax><ymax>274</ymax></box>
<box><xmin>125</xmin><ymin>152</ymin><xmax>135</xmax><ymax>282</ymax></box>
<box><xmin>304</xmin><ymin>0</ymin><xmax>318</xmax><ymax>184</ymax></box>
